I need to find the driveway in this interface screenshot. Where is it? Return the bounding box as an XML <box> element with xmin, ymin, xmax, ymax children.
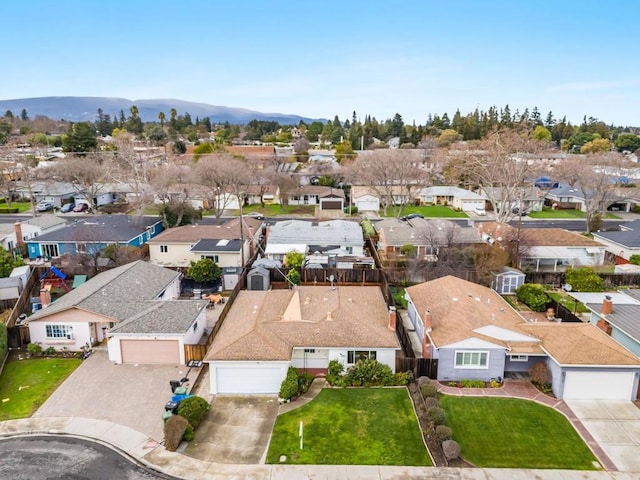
<box><xmin>34</xmin><ymin>348</ymin><xmax>198</xmax><ymax>442</ymax></box>
<box><xmin>183</xmin><ymin>395</ymin><xmax>279</xmax><ymax>464</ymax></box>
<box><xmin>566</xmin><ymin>400</ymin><xmax>640</xmax><ymax>472</ymax></box>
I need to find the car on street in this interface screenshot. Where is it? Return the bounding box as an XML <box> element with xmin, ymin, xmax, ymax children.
<box><xmin>512</xmin><ymin>207</ymin><xmax>528</xmax><ymax>216</ymax></box>
<box><xmin>36</xmin><ymin>202</ymin><xmax>54</xmax><ymax>212</ymax></box>
<box><xmin>73</xmin><ymin>203</ymin><xmax>89</xmax><ymax>213</ymax></box>
<box><xmin>401</xmin><ymin>213</ymin><xmax>424</xmax><ymax>221</ymax></box>
<box><xmin>245</xmin><ymin>212</ymin><xmax>264</xmax><ymax>220</ymax></box>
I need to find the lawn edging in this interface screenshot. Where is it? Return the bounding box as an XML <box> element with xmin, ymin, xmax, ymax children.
<box><xmin>404</xmin><ymin>385</ymin><xmax>437</xmax><ymax>466</ymax></box>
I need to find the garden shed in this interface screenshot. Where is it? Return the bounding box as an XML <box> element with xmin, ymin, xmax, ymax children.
<box><xmin>491</xmin><ymin>266</ymin><xmax>525</xmax><ymax>295</ymax></box>
<box><xmin>247</xmin><ymin>266</ymin><xmax>270</xmax><ymax>291</ymax></box>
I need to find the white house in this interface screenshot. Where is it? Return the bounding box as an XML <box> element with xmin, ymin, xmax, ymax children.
<box><xmin>350</xmin><ymin>186</ymin><xmax>381</xmax><ymax>213</ymax></box>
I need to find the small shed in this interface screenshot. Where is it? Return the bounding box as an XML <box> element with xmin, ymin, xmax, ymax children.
<box><xmin>491</xmin><ymin>266</ymin><xmax>526</xmax><ymax>295</ymax></box>
<box><xmin>222</xmin><ymin>266</ymin><xmax>240</xmax><ymax>291</ymax></box>
<box><xmin>247</xmin><ymin>266</ymin><xmax>270</xmax><ymax>291</ymax></box>
<box><xmin>0</xmin><ymin>276</ymin><xmax>22</xmax><ymax>300</ymax></box>
<box><xmin>10</xmin><ymin>265</ymin><xmax>31</xmax><ymax>290</ymax></box>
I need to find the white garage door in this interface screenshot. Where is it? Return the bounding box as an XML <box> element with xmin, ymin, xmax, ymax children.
<box><xmin>120</xmin><ymin>339</ymin><xmax>180</xmax><ymax>364</ymax></box>
<box><xmin>216</xmin><ymin>367</ymin><xmax>285</xmax><ymax>394</ymax></box>
<box><xmin>357</xmin><ymin>200</ymin><xmax>379</xmax><ymax>211</ymax></box>
<box><xmin>564</xmin><ymin>371</ymin><xmax>635</xmax><ymax>400</ymax></box>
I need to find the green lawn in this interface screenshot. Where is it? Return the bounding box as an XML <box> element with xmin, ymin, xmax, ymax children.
<box><xmin>240</xmin><ymin>204</ymin><xmax>316</xmax><ymax>216</ymax></box>
<box><xmin>266</xmin><ymin>388</ymin><xmax>431</xmax><ymax>466</ymax></box>
<box><xmin>381</xmin><ymin>205</ymin><xmax>468</xmax><ymax>218</ymax></box>
<box><xmin>547</xmin><ymin>292</ymin><xmax>590</xmax><ymax>313</ymax></box>
<box><xmin>0</xmin><ymin>355</ymin><xmax>82</xmax><ymax>420</ymax></box>
<box><xmin>0</xmin><ymin>202</ymin><xmax>33</xmax><ymax>213</ymax></box>
<box><xmin>440</xmin><ymin>396</ymin><xmax>598</xmax><ymax>470</ymax></box>
<box><xmin>529</xmin><ymin>207</ymin><xmax>620</xmax><ymax>220</ymax></box>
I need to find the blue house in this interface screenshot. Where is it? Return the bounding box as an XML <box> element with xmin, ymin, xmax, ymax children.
<box><xmin>405</xmin><ymin>276</ymin><xmax>640</xmax><ymax>400</ymax></box>
<box><xmin>26</xmin><ymin>215</ymin><xmax>164</xmax><ymax>260</ymax></box>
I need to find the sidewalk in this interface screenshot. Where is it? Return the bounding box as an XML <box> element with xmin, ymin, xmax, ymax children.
<box><xmin>435</xmin><ymin>379</ymin><xmax>617</xmax><ymax>471</ymax></box>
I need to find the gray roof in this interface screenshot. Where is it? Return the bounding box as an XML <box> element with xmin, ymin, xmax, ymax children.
<box><xmin>584</xmin><ymin>289</ymin><xmax>640</xmax><ymax>343</ymax></box>
<box><xmin>375</xmin><ymin>218</ymin><xmax>483</xmax><ymax>246</ymax></box>
<box><xmin>0</xmin><ymin>276</ymin><xmax>21</xmax><ymax>288</ymax></box>
<box><xmin>594</xmin><ymin>229</ymin><xmax>640</xmax><ymax>248</ymax></box>
<box><xmin>191</xmin><ymin>238</ymin><xmax>242</xmax><ymax>253</ymax></box>
<box><xmin>28</xmin><ymin>260</ymin><xmax>180</xmax><ymax>322</ymax></box>
<box><xmin>22</xmin><ymin>215</ymin><xmax>69</xmax><ymax>229</ymax></box>
<box><xmin>268</xmin><ymin>220</ymin><xmax>363</xmax><ymax>247</ymax></box>
<box><xmin>421</xmin><ymin>186</ymin><xmax>485</xmax><ymax>201</ymax></box>
<box><xmin>109</xmin><ymin>300</ymin><xmax>208</xmax><ymax>335</ymax></box>
<box><xmin>493</xmin><ymin>266</ymin><xmax>525</xmax><ymax>277</ymax></box>
<box><xmin>29</xmin><ymin>215</ymin><xmax>161</xmax><ymax>243</ymax></box>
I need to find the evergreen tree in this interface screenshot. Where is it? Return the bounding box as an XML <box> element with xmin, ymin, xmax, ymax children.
<box><xmin>20</xmin><ymin>109</ymin><xmax>29</xmax><ymax>121</ymax></box>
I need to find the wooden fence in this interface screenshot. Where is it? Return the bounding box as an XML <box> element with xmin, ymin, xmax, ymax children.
<box><xmin>6</xmin><ymin>265</ymin><xmax>46</xmax><ymax>348</ymax></box>
<box><xmin>396</xmin><ymin>357</ymin><xmax>439</xmax><ymax>379</ymax></box>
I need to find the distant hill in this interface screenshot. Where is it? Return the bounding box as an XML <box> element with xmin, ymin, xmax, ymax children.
<box><xmin>0</xmin><ymin>96</ymin><xmax>322</xmax><ymax>124</ymax></box>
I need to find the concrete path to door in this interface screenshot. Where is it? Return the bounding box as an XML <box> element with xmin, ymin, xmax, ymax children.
<box><xmin>566</xmin><ymin>400</ymin><xmax>640</xmax><ymax>472</ymax></box>
<box><xmin>34</xmin><ymin>348</ymin><xmax>201</xmax><ymax>441</ymax></box>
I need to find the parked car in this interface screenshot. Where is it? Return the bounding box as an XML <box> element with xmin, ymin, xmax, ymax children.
<box><xmin>59</xmin><ymin>203</ymin><xmax>75</xmax><ymax>213</ymax></box>
<box><xmin>473</xmin><ymin>206</ymin><xmax>487</xmax><ymax>216</ymax></box>
<box><xmin>245</xmin><ymin>212</ymin><xmax>264</xmax><ymax>220</ymax></box>
<box><xmin>512</xmin><ymin>207</ymin><xmax>528</xmax><ymax>216</ymax></box>
<box><xmin>36</xmin><ymin>202</ymin><xmax>54</xmax><ymax>212</ymax></box>
<box><xmin>73</xmin><ymin>203</ymin><xmax>89</xmax><ymax>212</ymax></box>
<box><xmin>401</xmin><ymin>213</ymin><xmax>424</xmax><ymax>221</ymax></box>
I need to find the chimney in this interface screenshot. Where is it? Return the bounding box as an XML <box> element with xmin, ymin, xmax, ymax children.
<box><xmin>424</xmin><ymin>311</ymin><xmax>433</xmax><ymax>330</ymax></box>
<box><xmin>326</xmin><ymin>311</ymin><xmax>333</xmax><ymax>321</ymax></box>
<box><xmin>40</xmin><ymin>288</ymin><xmax>52</xmax><ymax>308</ymax></box>
<box><xmin>388</xmin><ymin>306</ymin><xmax>396</xmax><ymax>331</ymax></box>
<box><xmin>602</xmin><ymin>295</ymin><xmax>613</xmax><ymax>315</ymax></box>
<box><xmin>421</xmin><ymin>331</ymin><xmax>430</xmax><ymax>359</ymax></box>
<box><xmin>14</xmin><ymin>222</ymin><xmax>24</xmax><ymax>247</ymax></box>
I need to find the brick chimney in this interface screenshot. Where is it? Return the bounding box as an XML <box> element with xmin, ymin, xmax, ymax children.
<box><xmin>422</xmin><ymin>311</ymin><xmax>433</xmax><ymax>358</ymax></box>
<box><xmin>40</xmin><ymin>288</ymin><xmax>52</xmax><ymax>308</ymax></box>
<box><xmin>602</xmin><ymin>295</ymin><xmax>613</xmax><ymax>315</ymax></box>
<box><xmin>424</xmin><ymin>311</ymin><xmax>433</xmax><ymax>330</ymax></box>
<box><xmin>388</xmin><ymin>307</ymin><xmax>396</xmax><ymax>331</ymax></box>
<box><xmin>14</xmin><ymin>222</ymin><xmax>24</xmax><ymax>247</ymax></box>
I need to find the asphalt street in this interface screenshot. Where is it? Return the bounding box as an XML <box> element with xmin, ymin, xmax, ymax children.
<box><xmin>0</xmin><ymin>436</ymin><xmax>179</xmax><ymax>480</ymax></box>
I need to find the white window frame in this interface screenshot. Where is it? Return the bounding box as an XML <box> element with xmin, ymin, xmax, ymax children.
<box><xmin>454</xmin><ymin>350</ymin><xmax>489</xmax><ymax>369</ymax></box>
<box><xmin>45</xmin><ymin>325</ymin><xmax>73</xmax><ymax>339</ymax></box>
<box><xmin>347</xmin><ymin>350</ymin><xmax>377</xmax><ymax>364</ymax></box>
<box><xmin>509</xmin><ymin>355</ymin><xmax>529</xmax><ymax>362</ymax></box>
<box><xmin>160</xmin><ymin>245</ymin><xmax>168</xmax><ymax>253</ymax></box>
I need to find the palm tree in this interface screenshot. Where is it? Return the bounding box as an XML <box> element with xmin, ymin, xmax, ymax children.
<box><xmin>158</xmin><ymin>111</ymin><xmax>166</xmax><ymax>130</ymax></box>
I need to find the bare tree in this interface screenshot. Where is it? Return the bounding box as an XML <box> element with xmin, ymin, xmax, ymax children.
<box><xmin>109</xmin><ymin>132</ymin><xmax>154</xmax><ymax>212</ymax></box>
<box><xmin>450</xmin><ymin>128</ymin><xmax>546</xmax><ymax>223</ymax></box>
<box><xmin>148</xmin><ymin>162</ymin><xmax>196</xmax><ymax>227</ymax></box>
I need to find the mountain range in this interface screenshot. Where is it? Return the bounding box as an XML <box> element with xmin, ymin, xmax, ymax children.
<box><xmin>0</xmin><ymin>97</ymin><xmax>322</xmax><ymax>125</ymax></box>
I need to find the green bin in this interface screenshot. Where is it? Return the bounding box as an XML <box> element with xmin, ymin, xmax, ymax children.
<box><xmin>174</xmin><ymin>386</ymin><xmax>189</xmax><ymax>395</ymax></box>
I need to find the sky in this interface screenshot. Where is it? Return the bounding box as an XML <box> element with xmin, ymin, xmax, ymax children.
<box><xmin>3</xmin><ymin>0</ymin><xmax>639</xmax><ymax>126</ymax></box>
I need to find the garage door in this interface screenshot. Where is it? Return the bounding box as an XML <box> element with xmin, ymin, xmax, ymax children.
<box><xmin>216</xmin><ymin>367</ymin><xmax>285</xmax><ymax>394</ymax></box>
<box><xmin>357</xmin><ymin>200</ymin><xmax>379</xmax><ymax>211</ymax></box>
<box><xmin>563</xmin><ymin>371</ymin><xmax>635</xmax><ymax>400</ymax></box>
<box><xmin>120</xmin><ymin>339</ymin><xmax>180</xmax><ymax>364</ymax></box>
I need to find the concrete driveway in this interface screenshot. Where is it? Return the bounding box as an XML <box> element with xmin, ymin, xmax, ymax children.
<box><xmin>183</xmin><ymin>395</ymin><xmax>279</xmax><ymax>464</ymax></box>
<box><xmin>34</xmin><ymin>348</ymin><xmax>198</xmax><ymax>442</ymax></box>
<box><xmin>566</xmin><ymin>400</ymin><xmax>640</xmax><ymax>472</ymax></box>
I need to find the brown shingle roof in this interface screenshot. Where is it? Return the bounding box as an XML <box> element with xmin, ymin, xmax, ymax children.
<box><xmin>205</xmin><ymin>286</ymin><xmax>398</xmax><ymax>361</ymax></box>
<box><xmin>477</xmin><ymin>223</ymin><xmax>604</xmax><ymax>247</ymax></box>
<box><xmin>148</xmin><ymin>217</ymin><xmax>262</xmax><ymax>243</ymax></box>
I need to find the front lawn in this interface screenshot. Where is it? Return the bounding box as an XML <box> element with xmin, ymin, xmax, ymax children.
<box><xmin>0</xmin><ymin>355</ymin><xmax>82</xmax><ymax>420</ymax></box>
<box><xmin>266</xmin><ymin>388</ymin><xmax>431</xmax><ymax>466</ymax></box>
<box><xmin>528</xmin><ymin>207</ymin><xmax>620</xmax><ymax>220</ymax></box>
<box><xmin>440</xmin><ymin>396</ymin><xmax>598</xmax><ymax>469</ymax></box>
<box><xmin>238</xmin><ymin>204</ymin><xmax>316</xmax><ymax>216</ymax></box>
<box><xmin>382</xmin><ymin>205</ymin><xmax>468</xmax><ymax>218</ymax></box>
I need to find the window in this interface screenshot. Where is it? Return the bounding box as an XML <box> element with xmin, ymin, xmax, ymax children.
<box><xmin>510</xmin><ymin>355</ymin><xmax>528</xmax><ymax>362</ymax></box>
<box><xmin>160</xmin><ymin>245</ymin><xmax>168</xmax><ymax>253</ymax></box>
<box><xmin>347</xmin><ymin>350</ymin><xmax>377</xmax><ymax>363</ymax></box>
<box><xmin>304</xmin><ymin>348</ymin><xmax>316</xmax><ymax>354</ymax></box>
<box><xmin>201</xmin><ymin>255</ymin><xmax>219</xmax><ymax>263</ymax></box>
<box><xmin>46</xmin><ymin>325</ymin><xmax>73</xmax><ymax>339</ymax></box>
<box><xmin>42</xmin><ymin>244</ymin><xmax>59</xmax><ymax>258</ymax></box>
<box><xmin>454</xmin><ymin>351</ymin><xmax>488</xmax><ymax>369</ymax></box>
<box><xmin>193</xmin><ymin>321</ymin><xmax>198</xmax><ymax>333</ymax></box>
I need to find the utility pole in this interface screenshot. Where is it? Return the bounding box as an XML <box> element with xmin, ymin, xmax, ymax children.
<box><xmin>515</xmin><ymin>189</ymin><xmax>524</xmax><ymax>268</ymax></box>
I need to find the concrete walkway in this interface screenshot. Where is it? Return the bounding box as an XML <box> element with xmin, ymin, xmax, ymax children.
<box><xmin>278</xmin><ymin>377</ymin><xmax>326</xmax><ymax>415</ymax></box>
<box><xmin>435</xmin><ymin>379</ymin><xmax>618</xmax><ymax>471</ymax></box>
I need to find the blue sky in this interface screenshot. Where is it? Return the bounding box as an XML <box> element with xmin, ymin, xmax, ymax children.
<box><xmin>4</xmin><ymin>1</ymin><xmax>639</xmax><ymax>126</ymax></box>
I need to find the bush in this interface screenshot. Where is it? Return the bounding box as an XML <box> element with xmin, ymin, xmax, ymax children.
<box><xmin>564</xmin><ymin>267</ymin><xmax>604</xmax><ymax>292</ymax></box>
<box><xmin>529</xmin><ymin>362</ymin><xmax>551</xmax><ymax>386</ymax></box>
<box><xmin>417</xmin><ymin>376</ymin><xmax>431</xmax><ymax>387</ymax></box>
<box><xmin>279</xmin><ymin>366</ymin><xmax>300</xmax><ymax>400</ymax></box>
<box><xmin>164</xmin><ymin>414</ymin><xmax>189</xmax><ymax>452</ymax></box>
<box><xmin>460</xmin><ymin>379</ymin><xmax>486</xmax><ymax>388</ymax></box>
<box><xmin>298</xmin><ymin>371</ymin><xmax>314</xmax><ymax>394</ymax></box>
<box><xmin>27</xmin><ymin>342</ymin><xmax>42</xmax><ymax>356</ymax></box>
<box><xmin>424</xmin><ymin>397</ymin><xmax>439</xmax><ymax>409</ymax></box>
<box><xmin>182</xmin><ymin>424</ymin><xmax>194</xmax><ymax>442</ymax></box>
<box><xmin>442</xmin><ymin>440</ymin><xmax>461</xmax><ymax>461</ymax></box>
<box><xmin>515</xmin><ymin>283</ymin><xmax>549</xmax><ymax>312</ymax></box>
<box><xmin>426</xmin><ymin>406</ymin><xmax>446</xmax><ymax>425</ymax></box>
<box><xmin>435</xmin><ymin>425</ymin><xmax>452</xmax><ymax>443</ymax></box>
<box><xmin>394</xmin><ymin>371</ymin><xmax>413</xmax><ymax>386</ymax></box>
<box><xmin>44</xmin><ymin>346</ymin><xmax>56</xmax><ymax>355</ymax></box>
<box><xmin>420</xmin><ymin>383</ymin><xmax>438</xmax><ymax>398</ymax></box>
<box><xmin>176</xmin><ymin>396</ymin><xmax>210</xmax><ymax>429</ymax></box>
<box><xmin>344</xmin><ymin>359</ymin><xmax>394</xmax><ymax>387</ymax></box>
<box><xmin>326</xmin><ymin>359</ymin><xmax>344</xmax><ymax>386</ymax></box>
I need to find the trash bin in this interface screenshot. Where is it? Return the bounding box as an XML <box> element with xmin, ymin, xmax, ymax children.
<box><xmin>174</xmin><ymin>386</ymin><xmax>188</xmax><ymax>395</ymax></box>
<box><xmin>162</xmin><ymin>411</ymin><xmax>173</xmax><ymax>422</ymax></box>
<box><xmin>169</xmin><ymin>380</ymin><xmax>181</xmax><ymax>393</ymax></box>
<box><xmin>164</xmin><ymin>401</ymin><xmax>179</xmax><ymax>414</ymax></box>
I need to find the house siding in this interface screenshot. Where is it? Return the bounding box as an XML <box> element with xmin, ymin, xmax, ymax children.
<box><xmin>505</xmin><ymin>356</ymin><xmax>540</xmax><ymax>373</ymax></box>
<box><xmin>437</xmin><ymin>347</ymin><xmax>505</xmax><ymax>382</ymax></box>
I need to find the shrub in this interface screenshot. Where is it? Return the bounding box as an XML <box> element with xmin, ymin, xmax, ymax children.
<box><xmin>420</xmin><ymin>383</ymin><xmax>438</xmax><ymax>398</ymax></box>
<box><xmin>394</xmin><ymin>371</ymin><xmax>413</xmax><ymax>386</ymax></box>
<box><xmin>164</xmin><ymin>414</ymin><xmax>189</xmax><ymax>452</ymax></box>
<box><xmin>529</xmin><ymin>362</ymin><xmax>551</xmax><ymax>386</ymax></box>
<box><xmin>0</xmin><ymin>322</ymin><xmax>7</xmax><ymax>361</ymax></box>
<box><xmin>442</xmin><ymin>440</ymin><xmax>461</xmax><ymax>461</ymax></box>
<box><xmin>344</xmin><ymin>359</ymin><xmax>394</xmax><ymax>387</ymax></box>
<box><xmin>44</xmin><ymin>346</ymin><xmax>56</xmax><ymax>355</ymax></box>
<box><xmin>182</xmin><ymin>424</ymin><xmax>194</xmax><ymax>442</ymax></box>
<box><xmin>435</xmin><ymin>425</ymin><xmax>452</xmax><ymax>443</ymax></box>
<box><xmin>279</xmin><ymin>366</ymin><xmax>300</xmax><ymax>400</ymax></box>
<box><xmin>27</xmin><ymin>342</ymin><xmax>43</xmax><ymax>356</ymax></box>
<box><xmin>417</xmin><ymin>376</ymin><xmax>431</xmax><ymax>387</ymax></box>
<box><xmin>176</xmin><ymin>396</ymin><xmax>210</xmax><ymax>429</ymax></box>
<box><xmin>460</xmin><ymin>379</ymin><xmax>486</xmax><ymax>388</ymax></box>
<box><xmin>515</xmin><ymin>283</ymin><xmax>549</xmax><ymax>312</ymax></box>
<box><xmin>426</xmin><ymin>406</ymin><xmax>446</xmax><ymax>425</ymax></box>
<box><xmin>298</xmin><ymin>371</ymin><xmax>314</xmax><ymax>394</ymax></box>
<box><xmin>424</xmin><ymin>397</ymin><xmax>439</xmax><ymax>409</ymax></box>
<box><xmin>564</xmin><ymin>267</ymin><xmax>604</xmax><ymax>292</ymax></box>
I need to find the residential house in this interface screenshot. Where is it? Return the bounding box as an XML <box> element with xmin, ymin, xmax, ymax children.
<box><xmin>26</xmin><ymin>260</ymin><xmax>209</xmax><ymax>364</ymax></box>
<box><xmin>5</xmin><ymin>215</ymin><xmax>68</xmax><ymax>252</ymax></box>
<box><xmin>491</xmin><ymin>266</ymin><xmax>526</xmax><ymax>295</ymax></box>
<box><xmin>375</xmin><ymin>217</ymin><xmax>483</xmax><ymax>260</ymax></box>
<box><xmin>286</xmin><ymin>186</ymin><xmax>345</xmax><ymax>211</ymax></box>
<box><xmin>148</xmin><ymin>217</ymin><xmax>263</xmax><ymax>268</ymax></box>
<box><xmin>264</xmin><ymin>219</ymin><xmax>366</xmax><ymax>266</ymax></box>
<box><xmin>14</xmin><ymin>182</ymin><xmax>79</xmax><ymax>208</ymax></box>
<box><xmin>478</xmin><ymin>223</ymin><xmax>606</xmax><ymax>272</ymax></box>
<box><xmin>350</xmin><ymin>186</ymin><xmax>381</xmax><ymax>214</ymax></box>
<box><xmin>244</xmin><ymin>184</ymin><xmax>280</xmax><ymax>206</ymax></box>
<box><xmin>204</xmin><ymin>285</ymin><xmax>400</xmax><ymax>394</ymax></box>
<box><xmin>592</xmin><ymin>219</ymin><xmax>640</xmax><ymax>262</ymax></box>
<box><xmin>405</xmin><ymin>276</ymin><xmax>640</xmax><ymax>400</ymax></box>
<box><xmin>568</xmin><ymin>291</ymin><xmax>640</xmax><ymax>358</ymax></box>
<box><xmin>545</xmin><ymin>183</ymin><xmax>631</xmax><ymax>212</ymax></box>
<box><xmin>25</xmin><ymin>215</ymin><xmax>164</xmax><ymax>260</ymax></box>
<box><xmin>479</xmin><ymin>186</ymin><xmax>545</xmax><ymax>213</ymax></box>
<box><xmin>418</xmin><ymin>186</ymin><xmax>485</xmax><ymax>212</ymax></box>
